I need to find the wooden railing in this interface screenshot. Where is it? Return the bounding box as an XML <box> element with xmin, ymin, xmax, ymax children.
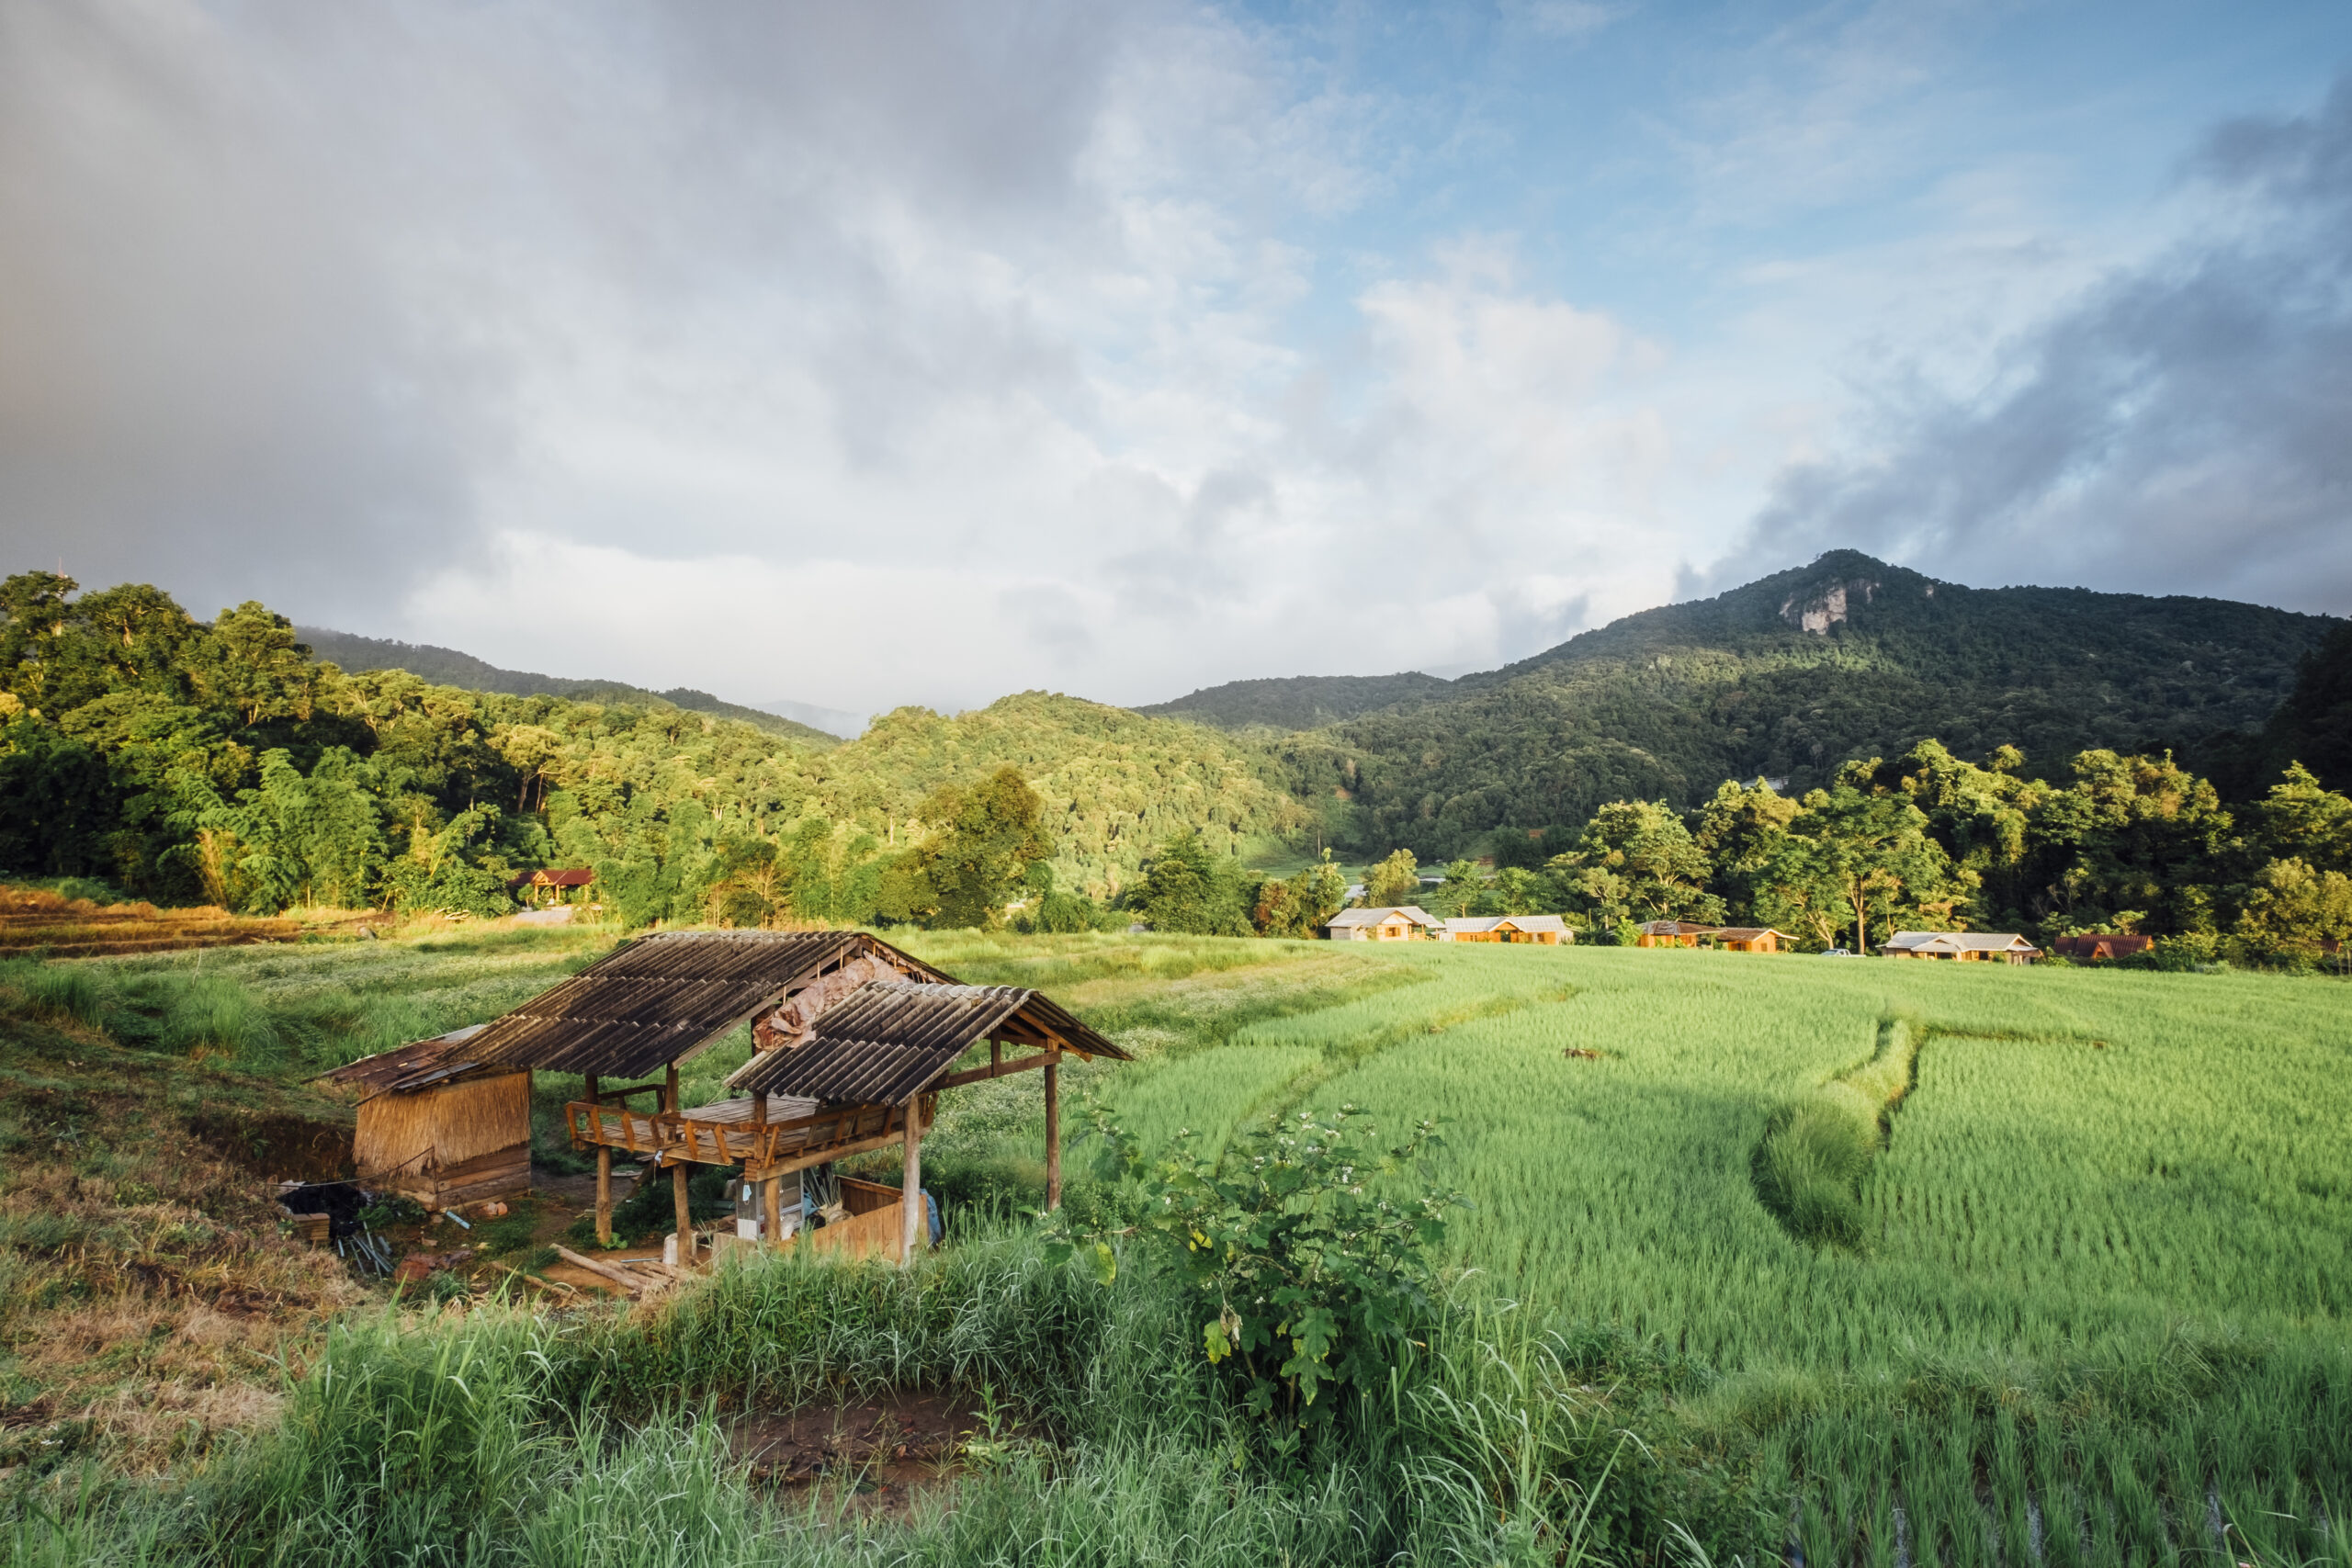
<box><xmin>562</xmin><ymin>1095</ymin><xmax>935</xmax><ymax>1176</ymax></box>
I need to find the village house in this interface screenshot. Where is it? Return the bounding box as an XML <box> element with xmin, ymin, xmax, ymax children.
<box><xmin>1710</xmin><ymin>927</ymin><xmax>1794</xmax><ymax>953</ymax></box>
<box><xmin>2050</xmin><ymin>933</ymin><xmax>2154</xmax><ymax>962</ymax></box>
<box><xmin>1440</xmin><ymin>914</ymin><xmax>1571</xmax><ymax>945</ymax></box>
<box><xmin>1634</xmin><ymin>921</ymin><xmax>1790</xmax><ymax>951</ymax></box>
<box><xmin>1878</xmin><ymin>931</ymin><xmax>2042</xmax><ymax>964</ymax></box>
<box><xmin>1327</xmin><ymin>906</ymin><xmax>1441</xmax><ymax>942</ymax></box>
<box><xmin>1634</xmin><ymin>920</ymin><xmax>1717</xmax><ymax>948</ymax></box>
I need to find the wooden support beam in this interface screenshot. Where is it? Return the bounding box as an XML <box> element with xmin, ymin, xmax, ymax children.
<box><xmin>900</xmin><ymin>1095</ymin><xmax>923</xmax><ymax>1265</ymax></box>
<box><xmin>932</xmin><ymin>1050</ymin><xmax>1059</xmax><ymax>1091</ymax></box>
<box><xmin>595</xmin><ymin>1145</ymin><xmax>612</xmax><ymax>1247</ymax></box>
<box><xmin>1045</xmin><ymin>1057</ymin><xmax>1061</xmax><ymax>1212</ymax></box>
<box><xmin>744</xmin><ymin>1117</ymin><xmax>917</xmax><ymax>1181</ymax></box>
<box><xmin>672</xmin><ymin>1160</ymin><xmax>691</xmax><ymax>1256</ymax></box>
<box><xmin>763</xmin><ymin>1172</ymin><xmax>784</xmax><ymax>1247</ymax></box>
<box><xmin>665</xmin><ymin>1061</ymin><xmax>681</xmax><ymax>1115</ymax></box>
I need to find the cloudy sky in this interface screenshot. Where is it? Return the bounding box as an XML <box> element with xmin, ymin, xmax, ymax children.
<box><xmin>4</xmin><ymin>2</ymin><xmax>2348</xmax><ymax>721</ymax></box>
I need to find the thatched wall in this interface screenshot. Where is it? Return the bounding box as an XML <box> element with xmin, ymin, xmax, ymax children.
<box><xmin>354</xmin><ymin>1071</ymin><xmax>530</xmax><ymax>1204</ymax></box>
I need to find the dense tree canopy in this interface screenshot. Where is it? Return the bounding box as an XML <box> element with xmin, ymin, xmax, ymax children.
<box><xmin>0</xmin><ymin>574</ymin><xmax>1302</xmax><ymax>927</ymax></box>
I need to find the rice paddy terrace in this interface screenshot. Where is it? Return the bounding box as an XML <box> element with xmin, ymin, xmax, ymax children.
<box><xmin>932</xmin><ymin>937</ymin><xmax>2352</xmax><ymax>1566</ymax></box>
<box><xmin>5</xmin><ymin>926</ymin><xmax>2346</xmax><ymax>1564</ymax></box>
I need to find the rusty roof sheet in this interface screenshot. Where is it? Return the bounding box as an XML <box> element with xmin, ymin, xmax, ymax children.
<box><xmin>464</xmin><ymin>931</ymin><xmax>960</xmax><ymax>1079</ymax></box>
<box><xmin>728</xmin><ymin>982</ymin><xmax>1129</xmax><ymax>1106</ymax></box>
<box><xmin>319</xmin><ymin>1025</ymin><xmax>499</xmax><ymax>1098</ymax></box>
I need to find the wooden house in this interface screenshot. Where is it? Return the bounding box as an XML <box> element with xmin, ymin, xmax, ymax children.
<box><xmin>1326</xmin><ymin>906</ymin><xmax>1440</xmax><ymax>942</ymax></box>
<box><xmin>1878</xmin><ymin>931</ymin><xmax>2042</xmax><ymax>964</ymax></box>
<box><xmin>323</xmin><ymin>1025</ymin><xmax>532</xmax><ymax>1209</ymax></box>
<box><xmin>1634</xmin><ymin>920</ymin><xmax>1718</xmax><ymax>948</ymax></box>
<box><xmin>2050</xmin><ymin>933</ymin><xmax>2153</xmax><ymax>962</ymax></box>
<box><xmin>1710</xmin><ymin>927</ymin><xmax>1793</xmax><ymax>953</ymax></box>
<box><xmin>1440</xmin><ymin>915</ymin><xmax>1570</xmax><ymax>945</ymax></box>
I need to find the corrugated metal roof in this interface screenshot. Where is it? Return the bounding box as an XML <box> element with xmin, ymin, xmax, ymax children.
<box><xmin>1444</xmin><ymin>914</ymin><xmax>1567</xmax><ymax>933</ymax></box>
<box><xmin>1879</xmin><ymin>931</ymin><xmax>2041</xmax><ymax>953</ymax></box>
<box><xmin>1329</xmin><ymin>906</ymin><xmax>1437</xmax><ymax>927</ymax></box>
<box><xmin>464</xmin><ymin>931</ymin><xmax>960</xmax><ymax>1078</ymax></box>
<box><xmin>320</xmin><ymin>1025</ymin><xmax>497</xmax><ymax>1098</ymax></box>
<box><xmin>729</xmin><ymin>982</ymin><xmax>1130</xmax><ymax>1106</ymax></box>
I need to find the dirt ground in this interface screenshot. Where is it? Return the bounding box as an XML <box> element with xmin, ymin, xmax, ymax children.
<box><xmin>729</xmin><ymin>1388</ymin><xmax>983</xmax><ymax>1521</ymax></box>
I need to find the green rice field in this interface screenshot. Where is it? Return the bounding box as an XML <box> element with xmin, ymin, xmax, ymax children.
<box><xmin>940</xmin><ymin>938</ymin><xmax>2352</xmax><ymax>1566</ymax></box>
<box><xmin>13</xmin><ymin>927</ymin><xmax>2347</xmax><ymax>1563</ymax></box>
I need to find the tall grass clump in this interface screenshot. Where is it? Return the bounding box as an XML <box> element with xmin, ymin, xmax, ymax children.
<box><xmin>1751</xmin><ymin>1016</ymin><xmax>1918</xmax><ymax>1249</ymax></box>
<box><xmin>187</xmin><ymin>1307</ymin><xmax>565</xmax><ymax>1564</ymax></box>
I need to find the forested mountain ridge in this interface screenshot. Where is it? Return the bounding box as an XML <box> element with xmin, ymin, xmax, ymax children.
<box><xmin>1152</xmin><ymin>552</ymin><xmax>2340</xmax><ymax>860</ymax></box>
<box><xmin>0</xmin><ymin>573</ymin><xmax>1301</xmax><ymax>923</ymax></box>
<box><xmin>296</xmin><ymin>626</ymin><xmax>840</xmax><ymax>748</ymax></box>
<box><xmin>1138</xmin><ymin>671</ymin><xmax>1457</xmax><ymax>731</ymax></box>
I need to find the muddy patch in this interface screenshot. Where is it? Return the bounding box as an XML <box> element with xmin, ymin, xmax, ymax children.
<box><xmin>730</xmin><ymin>1389</ymin><xmax>983</xmax><ymax>1521</ymax></box>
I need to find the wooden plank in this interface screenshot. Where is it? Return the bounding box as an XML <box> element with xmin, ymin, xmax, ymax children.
<box><xmin>554</xmin><ymin>1245</ymin><xmax>644</xmax><ymax>1295</ymax></box>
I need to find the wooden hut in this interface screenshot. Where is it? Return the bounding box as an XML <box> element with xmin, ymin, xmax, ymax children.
<box><xmin>2050</xmin><ymin>933</ymin><xmax>2152</xmax><ymax>962</ymax></box>
<box><xmin>458</xmin><ymin>930</ymin><xmax>1126</xmax><ymax>1267</ymax></box>
<box><xmin>1634</xmin><ymin>920</ymin><xmax>1718</xmax><ymax>948</ymax></box>
<box><xmin>1709</xmin><ymin>927</ymin><xmax>1793</xmax><ymax>953</ymax></box>
<box><xmin>718</xmin><ymin>982</ymin><xmax>1131</xmax><ymax>1261</ymax></box>
<box><xmin>507</xmin><ymin>867</ymin><xmax>596</xmax><ymax>907</ymax></box>
<box><xmin>323</xmin><ymin>1025</ymin><xmax>533</xmax><ymax>1209</ymax></box>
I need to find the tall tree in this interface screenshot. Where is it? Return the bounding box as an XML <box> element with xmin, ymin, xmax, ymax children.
<box><xmin>1546</xmin><ymin>800</ymin><xmax>1722</xmax><ymax>926</ymax></box>
<box><xmin>917</xmin><ymin>766</ymin><xmax>1051</xmax><ymax>930</ymax></box>
<box><xmin>1138</xmin><ymin>830</ymin><xmax>1250</xmax><ymax>935</ymax></box>
<box><xmin>1758</xmin><ymin>782</ymin><xmax>1964</xmax><ymax>952</ymax></box>
<box><xmin>1363</xmin><ymin>848</ymin><xmax>1420</xmax><ymax>908</ymax></box>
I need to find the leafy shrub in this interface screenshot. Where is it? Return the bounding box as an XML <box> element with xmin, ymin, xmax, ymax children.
<box><xmin>1052</xmin><ymin>1104</ymin><xmax>1462</xmax><ymax>1446</ymax></box>
<box><xmin>357</xmin><ymin>1193</ymin><xmax>425</xmax><ymax>1229</ymax></box>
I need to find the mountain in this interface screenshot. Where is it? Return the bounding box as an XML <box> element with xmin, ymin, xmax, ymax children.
<box><xmin>1138</xmin><ymin>671</ymin><xmax>1456</xmax><ymax>731</ymax></box>
<box><xmin>296</xmin><ymin>627</ymin><xmax>839</xmax><ymax>749</ymax></box>
<box><xmin>1156</xmin><ymin>551</ymin><xmax>2341</xmax><ymax>861</ymax></box>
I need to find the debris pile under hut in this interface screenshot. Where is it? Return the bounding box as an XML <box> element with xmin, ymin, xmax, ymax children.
<box><xmin>337</xmin><ymin>930</ymin><xmax>1127</xmax><ymax>1266</ymax></box>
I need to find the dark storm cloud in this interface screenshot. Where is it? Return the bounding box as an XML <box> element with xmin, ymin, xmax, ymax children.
<box><xmin>1731</xmin><ymin>76</ymin><xmax>2352</xmax><ymax>615</ymax></box>
<box><xmin>0</xmin><ymin>4</ymin><xmax>498</xmax><ymax>615</ymax></box>
<box><xmin>0</xmin><ymin>2</ymin><xmax>1146</xmax><ymax>620</ymax></box>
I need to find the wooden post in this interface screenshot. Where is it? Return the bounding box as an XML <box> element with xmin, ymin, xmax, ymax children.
<box><xmin>1044</xmin><ymin>1055</ymin><xmax>1061</xmax><ymax>1213</ymax></box>
<box><xmin>586</xmin><ymin>1074</ymin><xmax>611</xmax><ymax>1246</ymax></box>
<box><xmin>665</xmin><ymin>1062</ymin><xmax>680</xmax><ymax>1114</ymax></box>
<box><xmin>899</xmin><ymin>1100</ymin><xmax>923</xmax><ymax>1265</ymax></box>
<box><xmin>672</xmin><ymin>1159</ymin><xmax>692</xmax><ymax>1258</ymax></box>
<box><xmin>763</xmin><ymin>1172</ymin><xmax>784</xmax><ymax>1247</ymax></box>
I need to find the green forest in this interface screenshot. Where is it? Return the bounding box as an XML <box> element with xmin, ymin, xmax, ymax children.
<box><xmin>3</xmin><ymin>563</ymin><xmax>2346</xmax><ymax>964</ymax></box>
<box><xmin>0</xmin><ymin>571</ymin><xmax>1303</xmax><ymax>930</ymax></box>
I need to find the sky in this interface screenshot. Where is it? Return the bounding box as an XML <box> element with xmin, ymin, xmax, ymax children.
<box><xmin>4</xmin><ymin>1</ymin><xmax>2349</xmax><ymax>724</ymax></box>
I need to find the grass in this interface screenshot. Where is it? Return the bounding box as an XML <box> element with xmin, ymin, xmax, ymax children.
<box><xmin>5</xmin><ymin>921</ymin><xmax>2349</xmax><ymax>1564</ymax></box>
<box><xmin>9</xmin><ymin>1239</ymin><xmax>1630</xmax><ymax>1567</ymax></box>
